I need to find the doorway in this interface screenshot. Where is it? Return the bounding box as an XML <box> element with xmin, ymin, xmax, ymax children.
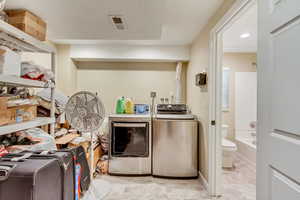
<box><xmin>221</xmin><ymin>3</ymin><xmax>257</xmax><ymax>198</ymax></box>
<box><xmin>208</xmin><ymin>0</ymin><xmax>257</xmax><ymax>197</ymax></box>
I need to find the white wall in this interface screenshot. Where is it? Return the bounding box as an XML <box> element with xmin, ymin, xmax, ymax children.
<box><xmin>222</xmin><ymin>53</ymin><xmax>257</xmax><ymax>140</ymax></box>
<box><xmin>76</xmin><ymin>61</ymin><xmax>186</xmax><ymax>114</ymax></box>
<box><xmin>186</xmin><ymin>0</ymin><xmax>236</xmax><ymax>180</ymax></box>
<box><xmin>235</xmin><ymin>72</ymin><xmax>257</xmax><ymax>138</ymax></box>
<box><xmin>56</xmin><ymin>44</ymin><xmax>78</xmax><ymax>96</ymax></box>
<box><xmin>70</xmin><ymin>44</ymin><xmax>190</xmax><ymax>62</ymax></box>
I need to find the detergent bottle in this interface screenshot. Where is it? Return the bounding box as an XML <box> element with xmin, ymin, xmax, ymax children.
<box><xmin>125</xmin><ymin>97</ymin><xmax>134</xmax><ymax>114</ymax></box>
<box><xmin>116</xmin><ymin>96</ymin><xmax>125</xmax><ymax>114</ymax></box>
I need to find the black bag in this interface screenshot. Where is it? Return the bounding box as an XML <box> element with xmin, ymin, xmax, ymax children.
<box><xmin>61</xmin><ymin>146</ymin><xmax>91</xmax><ymax>192</ymax></box>
<box><xmin>7</xmin><ymin>151</ymin><xmax>75</xmax><ymax>200</ymax></box>
<box><xmin>0</xmin><ymin>153</ymin><xmax>63</xmax><ymax>200</ymax></box>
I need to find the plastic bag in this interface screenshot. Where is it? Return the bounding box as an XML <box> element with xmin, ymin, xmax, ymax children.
<box><xmin>21</xmin><ymin>61</ymin><xmax>54</xmax><ymax>82</ymax></box>
<box><xmin>6</xmin><ymin>128</ymin><xmax>57</xmax><ymax>153</ymax></box>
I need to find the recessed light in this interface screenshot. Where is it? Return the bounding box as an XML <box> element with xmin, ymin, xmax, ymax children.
<box><xmin>240</xmin><ymin>33</ymin><xmax>251</xmax><ymax>38</ymax></box>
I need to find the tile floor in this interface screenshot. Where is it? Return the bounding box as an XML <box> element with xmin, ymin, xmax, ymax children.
<box><xmin>83</xmin><ymin>153</ymin><xmax>256</xmax><ymax>200</ymax></box>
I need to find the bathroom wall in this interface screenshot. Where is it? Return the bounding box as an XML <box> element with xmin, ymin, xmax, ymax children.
<box><xmin>186</xmin><ymin>0</ymin><xmax>236</xmax><ymax>181</ymax></box>
<box><xmin>76</xmin><ymin>61</ymin><xmax>187</xmax><ymax>115</ymax></box>
<box><xmin>222</xmin><ymin>53</ymin><xmax>257</xmax><ymax>141</ymax></box>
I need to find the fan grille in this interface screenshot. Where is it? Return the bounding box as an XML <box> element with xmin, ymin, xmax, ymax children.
<box><xmin>65</xmin><ymin>91</ymin><xmax>105</xmax><ymax>132</ymax></box>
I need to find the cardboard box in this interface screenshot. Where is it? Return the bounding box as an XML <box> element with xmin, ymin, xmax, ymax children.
<box><xmin>0</xmin><ymin>104</ymin><xmax>37</xmax><ymax>126</ymax></box>
<box><xmin>6</xmin><ymin>9</ymin><xmax>47</xmax><ymax>41</ymax></box>
<box><xmin>0</xmin><ymin>97</ymin><xmax>8</xmax><ymax>110</ymax></box>
<box><xmin>87</xmin><ymin>145</ymin><xmax>103</xmax><ymax>171</ymax></box>
<box><xmin>55</xmin><ymin>133</ymin><xmax>79</xmax><ymax>149</ymax></box>
<box><xmin>0</xmin><ymin>110</ymin><xmax>11</xmax><ymax>126</ymax></box>
<box><xmin>11</xmin><ymin>104</ymin><xmax>37</xmax><ymax>123</ymax></box>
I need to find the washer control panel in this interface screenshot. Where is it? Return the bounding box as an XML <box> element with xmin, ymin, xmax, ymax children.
<box><xmin>156</xmin><ymin>104</ymin><xmax>187</xmax><ymax>114</ymax></box>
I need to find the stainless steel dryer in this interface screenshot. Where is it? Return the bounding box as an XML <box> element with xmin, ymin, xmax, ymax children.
<box><xmin>152</xmin><ymin>105</ymin><xmax>198</xmax><ymax>178</ymax></box>
<box><xmin>108</xmin><ymin>114</ymin><xmax>152</xmax><ymax>175</ymax></box>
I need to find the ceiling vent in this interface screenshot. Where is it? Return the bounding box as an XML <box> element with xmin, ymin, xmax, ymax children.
<box><xmin>110</xmin><ymin>15</ymin><xmax>126</xmax><ymax>30</ymax></box>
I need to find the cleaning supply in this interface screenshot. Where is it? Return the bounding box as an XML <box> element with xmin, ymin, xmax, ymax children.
<box><xmin>116</xmin><ymin>96</ymin><xmax>125</xmax><ymax>114</ymax></box>
<box><xmin>125</xmin><ymin>98</ymin><xmax>134</xmax><ymax>114</ymax></box>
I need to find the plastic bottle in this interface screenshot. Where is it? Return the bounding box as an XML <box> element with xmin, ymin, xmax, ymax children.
<box><xmin>125</xmin><ymin>98</ymin><xmax>134</xmax><ymax>114</ymax></box>
<box><xmin>116</xmin><ymin>96</ymin><xmax>125</xmax><ymax>114</ymax></box>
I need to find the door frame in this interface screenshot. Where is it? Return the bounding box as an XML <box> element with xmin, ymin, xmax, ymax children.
<box><xmin>208</xmin><ymin>0</ymin><xmax>257</xmax><ymax>196</ymax></box>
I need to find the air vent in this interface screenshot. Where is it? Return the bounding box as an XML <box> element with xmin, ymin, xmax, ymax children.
<box><xmin>110</xmin><ymin>15</ymin><xmax>126</xmax><ymax>30</ymax></box>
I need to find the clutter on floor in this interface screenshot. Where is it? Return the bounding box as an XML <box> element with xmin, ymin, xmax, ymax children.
<box><xmin>0</xmin><ymin>6</ymin><xmax>111</xmax><ymax>200</ymax></box>
<box><xmin>0</xmin><ymin>81</ymin><xmax>108</xmax><ymax>200</ymax></box>
<box><xmin>0</xmin><ymin>128</ymin><xmax>57</xmax><ymax>153</ymax></box>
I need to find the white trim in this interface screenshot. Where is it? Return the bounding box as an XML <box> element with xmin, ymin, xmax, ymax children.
<box><xmin>208</xmin><ymin>0</ymin><xmax>257</xmax><ymax>197</ymax></box>
<box><xmin>70</xmin><ymin>44</ymin><xmax>190</xmax><ymax>62</ymax></box>
<box><xmin>198</xmin><ymin>171</ymin><xmax>209</xmax><ymax>191</ymax></box>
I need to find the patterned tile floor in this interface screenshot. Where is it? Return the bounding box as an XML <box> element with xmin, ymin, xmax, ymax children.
<box><xmin>83</xmin><ymin>154</ymin><xmax>256</xmax><ymax>200</ymax></box>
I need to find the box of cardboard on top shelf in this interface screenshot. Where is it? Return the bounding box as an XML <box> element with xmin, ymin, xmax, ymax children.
<box><xmin>5</xmin><ymin>9</ymin><xmax>47</xmax><ymax>41</ymax></box>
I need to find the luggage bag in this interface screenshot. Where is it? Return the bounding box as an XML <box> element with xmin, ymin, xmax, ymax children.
<box><xmin>0</xmin><ymin>153</ymin><xmax>63</xmax><ymax>200</ymax></box>
<box><xmin>7</xmin><ymin>151</ymin><xmax>75</xmax><ymax>200</ymax></box>
<box><xmin>61</xmin><ymin>146</ymin><xmax>91</xmax><ymax>192</ymax></box>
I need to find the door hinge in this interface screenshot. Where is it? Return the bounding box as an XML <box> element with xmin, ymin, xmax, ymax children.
<box><xmin>211</xmin><ymin>120</ymin><xmax>216</xmax><ymax>126</ymax></box>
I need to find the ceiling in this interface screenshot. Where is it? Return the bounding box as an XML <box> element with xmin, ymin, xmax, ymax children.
<box><xmin>223</xmin><ymin>4</ymin><xmax>257</xmax><ymax>53</ymax></box>
<box><xmin>6</xmin><ymin>0</ymin><xmax>223</xmax><ymax>45</ymax></box>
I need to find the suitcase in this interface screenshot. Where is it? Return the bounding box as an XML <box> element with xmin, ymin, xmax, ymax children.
<box><xmin>0</xmin><ymin>153</ymin><xmax>63</xmax><ymax>200</ymax></box>
<box><xmin>7</xmin><ymin>151</ymin><xmax>75</xmax><ymax>200</ymax></box>
<box><xmin>61</xmin><ymin>146</ymin><xmax>91</xmax><ymax>192</ymax></box>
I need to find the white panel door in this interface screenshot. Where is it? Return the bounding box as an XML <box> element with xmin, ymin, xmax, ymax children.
<box><xmin>258</xmin><ymin>0</ymin><xmax>300</xmax><ymax>199</ymax></box>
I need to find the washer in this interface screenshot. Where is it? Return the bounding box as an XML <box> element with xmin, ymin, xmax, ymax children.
<box><xmin>152</xmin><ymin>111</ymin><xmax>198</xmax><ymax>178</ymax></box>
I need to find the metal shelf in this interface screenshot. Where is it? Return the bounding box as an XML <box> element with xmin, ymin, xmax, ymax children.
<box><xmin>0</xmin><ymin>117</ymin><xmax>55</xmax><ymax>136</ymax></box>
<box><xmin>0</xmin><ymin>19</ymin><xmax>57</xmax><ymax>136</ymax></box>
<box><xmin>0</xmin><ymin>75</ymin><xmax>54</xmax><ymax>88</ymax></box>
<box><xmin>0</xmin><ymin>20</ymin><xmax>56</xmax><ymax>53</ymax></box>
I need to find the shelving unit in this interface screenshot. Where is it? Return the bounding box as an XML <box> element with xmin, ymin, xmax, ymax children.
<box><xmin>0</xmin><ymin>20</ymin><xmax>56</xmax><ymax>136</ymax></box>
<box><xmin>0</xmin><ymin>117</ymin><xmax>55</xmax><ymax>136</ymax></box>
<box><xmin>0</xmin><ymin>75</ymin><xmax>54</xmax><ymax>88</ymax></box>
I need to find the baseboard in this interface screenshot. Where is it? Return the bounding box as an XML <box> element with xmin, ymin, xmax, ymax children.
<box><xmin>198</xmin><ymin>171</ymin><xmax>209</xmax><ymax>190</ymax></box>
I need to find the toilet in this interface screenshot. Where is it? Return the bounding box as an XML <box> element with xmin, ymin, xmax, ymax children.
<box><xmin>222</xmin><ymin>125</ymin><xmax>237</xmax><ymax>168</ymax></box>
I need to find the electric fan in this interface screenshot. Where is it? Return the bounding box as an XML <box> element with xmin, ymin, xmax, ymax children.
<box><xmin>65</xmin><ymin>91</ymin><xmax>105</xmax><ymax>175</ymax></box>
